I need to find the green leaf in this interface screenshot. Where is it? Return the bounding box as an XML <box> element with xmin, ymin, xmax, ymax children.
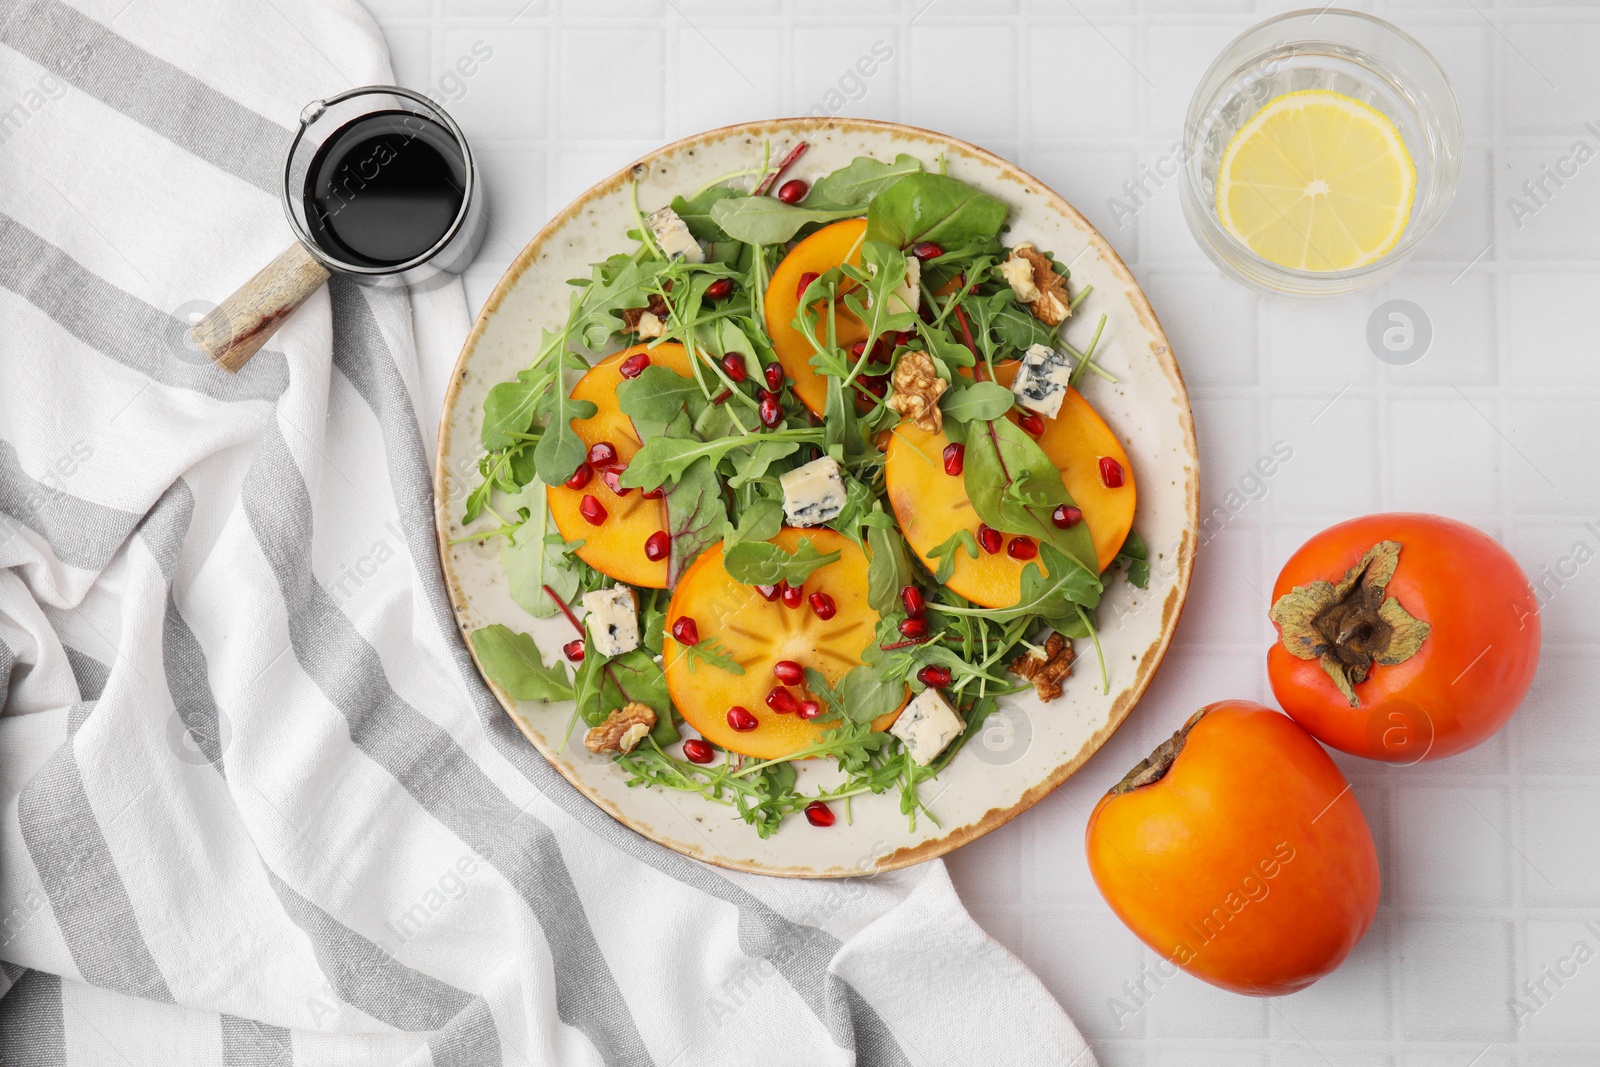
<box><xmin>532</xmin><ymin>372</ymin><xmax>599</xmax><ymax>487</ymax></box>
<box><xmin>866</xmin><ymin>523</ymin><xmax>914</xmax><ymax>617</ymax></box>
<box><xmin>665</xmin><ymin>457</ymin><xmax>727</xmax><ymax>584</ymax></box>
<box><xmin>807</xmin><ymin>153</ymin><xmax>925</xmax><ymax>210</ymax></box>
<box><xmin>725</xmin><ymin>439</ymin><xmax>799</xmax><ymax>489</ymax></box>
<box><xmin>1114</xmin><ymin>528</ymin><xmax>1150</xmax><ymax>588</ymax></box>
<box><xmin>939</xmin><ymin>380</ymin><xmax>1015</xmax><ymax>424</ymax></box>
<box><xmin>573</xmin><ymin>641</ymin><xmax>672</xmax><ymax>739</ymax></box>
<box><xmin>617</xmin><ymin>364</ymin><xmax>706</xmax><ymax>439</ymax></box>
<box><xmin>810</xmin><ymin>664</ymin><xmax>905</xmax><ymax>725</ymax></box>
<box><xmin>710</xmin><ymin>197</ymin><xmax>864</xmax><ymax>246</ymax></box>
<box><xmin>839</xmin><ymin>240</ymin><xmax>920</xmax><ymax>341</ymax></box>
<box><xmin>964</xmin><ymin>418</ymin><xmax>1098</xmax><ymax>574</ymax></box>
<box><xmin>866</xmin><ymin>172</ymin><xmax>1009</xmax><ymax>251</ymax></box>
<box><xmin>722</xmin><ymin>536</ymin><xmax>842</xmax><ymax>587</ymax></box>
<box><xmin>982</xmin><ymin>289</ymin><xmax>1059</xmax><ymax>351</ymax></box>
<box><xmin>927</xmin><ymin>528</ymin><xmax>978</xmax><ymax>585</ymax></box>
<box><xmin>678</xmin><ymin>636</ymin><xmax>746</xmax><ymax>676</ymax></box>
<box><xmin>672</xmin><ymin>187</ymin><xmax>743</xmax><ymax>243</ymax></box>
<box><xmin>571</xmin><ymin>257</ymin><xmax>667</xmax><ymax>349</ymax></box>
<box><xmin>621</xmin><ymin>430</ymin><xmax>819</xmax><ymax>492</ymax></box>
<box><xmin>470</xmin><ymin>625</ymin><xmax>574</xmax><ymax>702</ymax></box>
<box><xmin>501</xmin><ymin>490</ymin><xmax>578</xmax><ymax>617</ymax></box>
<box><xmin>722</xmin><ymin>498</ymin><xmax>784</xmax><ymax>551</ymax></box>
<box><xmin>481</xmin><ymin>369</ymin><xmax>543</xmax><ymax>450</ymax></box>
<box><xmin>970</xmin><ymin>544</ymin><xmax>1102</xmax><ymax>624</ymax></box>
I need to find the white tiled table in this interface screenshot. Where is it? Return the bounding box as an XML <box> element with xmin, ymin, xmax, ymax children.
<box><xmin>370</xmin><ymin>2</ymin><xmax>1600</xmax><ymax>1063</ymax></box>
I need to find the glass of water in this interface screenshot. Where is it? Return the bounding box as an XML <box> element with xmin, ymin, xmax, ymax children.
<box><xmin>1180</xmin><ymin>9</ymin><xmax>1463</xmax><ymax>297</ymax></box>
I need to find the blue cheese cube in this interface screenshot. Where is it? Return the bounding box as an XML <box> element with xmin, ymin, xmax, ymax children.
<box><xmin>1011</xmin><ymin>342</ymin><xmax>1073</xmax><ymax>419</ymax></box>
<box><xmin>646</xmin><ymin>206</ymin><xmax>703</xmax><ymax>264</ymax></box>
<box><xmin>779</xmin><ymin>457</ymin><xmax>846</xmax><ymax>527</ymax></box>
<box><xmin>890</xmin><ymin>687</ymin><xmax>966</xmax><ymax>766</ymax></box>
<box><xmin>582</xmin><ymin>585</ymin><xmax>639</xmax><ymax>658</ymax></box>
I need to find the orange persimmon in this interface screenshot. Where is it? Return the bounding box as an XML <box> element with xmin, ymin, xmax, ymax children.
<box><xmin>764</xmin><ymin>219</ymin><xmax>869</xmax><ymax>415</ymax></box>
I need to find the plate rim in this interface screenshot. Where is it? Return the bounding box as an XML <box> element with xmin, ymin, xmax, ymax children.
<box><xmin>434</xmin><ymin>115</ymin><xmax>1200</xmax><ymax>878</ymax></box>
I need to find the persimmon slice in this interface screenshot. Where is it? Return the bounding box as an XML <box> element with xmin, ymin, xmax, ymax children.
<box><xmin>884</xmin><ymin>370</ymin><xmax>1136</xmax><ymax>608</ymax></box>
<box><xmin>547</xmin><ymin>342</ymin><xmax>695</xmax><ymax>589</ymax></box>
<box><xmin>663</xmin><ymin>527</ymin><xmax>905</xmax><ymax>760</ymax></box>
<box><xmin>764</xmin><ymin>218</ymin><xmax>869</xmax><ymax>416</ymax></box>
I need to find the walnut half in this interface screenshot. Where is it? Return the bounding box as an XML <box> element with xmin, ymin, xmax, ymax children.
<box><xmin>886</xmin><ymin>351</ymin><xmax>948</xmax><ymax>433</ymax></box>
<box><xmin>1005</xmin><ymin>244</ymin><xmax>1071</xmax><ymax>327</ymax></box>
<box><xmin>585</xmin><ymin>702</ymin><xmax>658</xmax><ymax>754</ymax></box>
<box><xmin>1010</xmin><ymin>633</ymin><xmax>1075</xmax><ymax>702</ymax></box>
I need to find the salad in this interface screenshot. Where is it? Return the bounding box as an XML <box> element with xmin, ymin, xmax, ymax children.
<box><xmin>461</xmin><ymin>143</ymin><xmax>1148</xmax><ymax>838</ymax></box>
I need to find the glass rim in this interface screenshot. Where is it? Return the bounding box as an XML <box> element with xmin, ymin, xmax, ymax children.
<box><xmin>1180</xmin><ymin>7</ymin><xmax>1465</xmax><ymax>290</ymax></box>
<box><xmin>282</xmin><ymin>84</ymin><xmax>478</xmax><ymax>277</ymax></box>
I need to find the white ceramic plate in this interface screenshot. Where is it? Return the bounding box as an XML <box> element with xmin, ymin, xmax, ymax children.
<box><xmin>435</xmin><ymin>118</ymin><xmax>1198</xmax><ymax>877</ymax></box>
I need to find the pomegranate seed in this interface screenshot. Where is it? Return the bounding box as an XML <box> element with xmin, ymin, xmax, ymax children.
<box><xmin>900</xmin><ymin>585</ymin><xmax>925</xmax><ymax>618</ymax></box>
<box><xmin>643</xmin><ymin>485</ymin><xmax>665</xmax><ymax>500</ymax></box>
<box><xmin>862</xmin><ymin>374</ymin><xmax>889</xmax><ymax>397</ymax></box>
<box><xmin>587</xmin><ymin>441</ymin><xmax>619</xmax><ymax>469</ymax></box>
<box><xmin>727</xmin><ymin>706</ymin><xmax>758</xmax><ymax>732</ymax></box>
<box><xmin>804</xmin><ymin>800</ymin><xmax>835</xmax><ymax>827</ymax></box>
<box><xmin>619</xmin><ymin>352</ymin><xmax>650</xmax><ymax>379</ymax></box>
<box><xmin>565</xmin><ymin>462</ymin><xmax>593</xmax><ymax>490</ymax></box>
<box><xmin>580</xmin><ymin>495</ymin><xmax>607</xmax><ymax>525</ymax></box>
<box><xmin>711</xmin><ymin>388</ymin><xmax>733</xmax><ymax>406</ymax></box>
<box><xmin>705</xmin><ymin>278</ymin><xmax>734</xmax><ymax>301</ymax></box>
<box><xmin>796</xmin><ymin>271</ymin><xmax>820</xmax><ymax>300</ymax></box>
<box><xmin>759</xmin><ymin>395</ymin><xmax>783</xmax><ymax>428</ymax></box>
<box><xmin>898</xmin><ymin>617</ymin><xmax>929</xmax><ymax>639</ymax></box>
<box><xmin>796</xmin><ymin>700</ymin><xmax>822</xmax><ymax>720</ymax></box>
<box><xmin>911</xmin><ymin>241</ymin><xmax>943</xmax><ymax>261</ymax></box>
<box><xmin>1052</xmin><ymin>504</ymin><xmax>1083</xmax><ymax>528</ymax></box>
<box><xmin>721</xmin><ymin>352</ymin><xmax>748</xmax><ymax>382</ymax></box>
<box><xmin>671</xmin><ymin>616</ymin><xmax>700</xmax><ymax>645</ymax></box>
<box><xmin>644</xmin><ymin>530</ymin><xmax>670</xmax><ymax>561</ymax></box>
<box><xmin>977</xmin><ymin>524</ymin><xmax>1003</xmax><ymax>554</ymax></box>
<box><xmin>850</xmin><ymin>339</ymin><xmax>869</xmax><ymax>359</ymax></box>
<box><xmin>562</xmin><ymin>639</ymin><xmax>585</xmax><ymax>663</ymax></box>
<box><xmin>683</xmin><ymin>738</ymin><xmax>715</xmax><ymax>764</ymax></box>
<box><xmin>917</xmin><ymin>664</ymin><xmax>952</xmax><ymax>688</ymax></box>
<box><xmin>1007</xmin><ymin>537</ymin><xmax>1038</xmax><ymax>560</ymax></box>
<box><xmin>777</xmin><ymin>178</ymin><xmax>809</xmax><ymax>204</ymax></box>
<box><xmin>773</xmin><ymin>660</ymin><xmax>804</xmax><ymax>685</ymax></box>
<box><xmin>1100</xmin><ymin>456</ymin><xmax>1126</xmax><ymax>488</ymax></box>
<box><xmin>943</xmin><ymin>442</ymin><xmax>965</xmax><ymax>477</ymax></box>
<box><xmin>754</xmin><ymin>584</ymin><xmax>780</xmax><ymax>602</ymax></box>
<box><xmin>765</xmin><ymin>363</ymin><xmax>785</xmax><ymax>392</ymax></box>
<box><xmin>809</xmin><ymin>592</ymin><xmax>837</xmax><ymax>620</ymax></box>
<box><xmin>779</xmin><ymin>582</ymin><xmax>804</xmax><ymax>608</ymax></box>
<box><xmin>869</xmin><ymin>343</ymin><xmax>892</xmax><ymax>365</ymax></box>
<box><xmin>1019</xmin><ymin>412</ymin><xmax>1045</xmax><ymax>436</ymax></box>
<box><xmin>601</xmin><ymin>467</ymin><xmax>632</xmax><ymax>496</ymax></box>
<box><xmin>766</xmin><ymin>686</ymin><xmax>797</xmax><ymax>714</ymax></box>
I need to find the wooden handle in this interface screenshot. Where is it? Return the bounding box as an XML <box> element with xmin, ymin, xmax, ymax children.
<box><xmin>191</xmin><ymin>242</ymin><xmax>331</xmax><ymax>372</ymax></box>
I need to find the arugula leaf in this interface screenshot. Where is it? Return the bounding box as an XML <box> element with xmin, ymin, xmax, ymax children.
<box><xmin>839</xmin><ymin>240</ymin><xmax>920</xmax><ymax>341</ymax></box>
<box><xmin>481</xmin><ymin>369</ymin><xmax>543</xmax><ymax>450</ymax></box>
<box><xmin>617</xmin><ymin>364</ymin><xmax>707</xmax><ymax>438</ymax></box>
<box><xmin>677</xmin><ymin>636</ymin><xmax>746</xmax><ymax>676</ymax></box>
<box><xmin>964</xmin><ymin>418</ymin><xmax>1098</xmax><ymax>573</ymax></box>
<box><xmin>710</xmin><ymin>197</ymin><xmax>864</xmax><ymax>246</ymax></box>
<box><xmin>571</xmin><ymin>257</ymin><xmax>667</xmax><ymax>349</ymax></box>
<box><xmin>621</xmin><ymin>429</ymin><xmax>820</xmax><ymax>492</ymax></box>
<box><xmin>722</xmin><ymin>536</ymin><xmax>842</xmax><ymax>586</ymax></box>
<box><xmin>725</xmin><ymin>439</ymin><xmax>799</xmax><ymax>490</ymax></box>
<box><xmin>836</xmin><ymin>664</ymin><xmax>907</xmax><ymax>725</ymax></box>
<box><xmin>532</xmin><ymin>388</ymin><xmax>599</xmax><ymax>487</ymax></box>
<box><xmin>1114</xmin><ymin>528</ymin><xmax>1150</xmax><ymax>588</ymax></box>
<box><xmin>470</xmin><ymin>625</ymin><xmax>574</xmax><ymax>702</ymax></box>
<box><xmin>721</xmin><ymin>498</ymin><xmax>784</xmax><ymax>551</ymax></box>
<box><xmin>866</xmin><ymin>173</ymin><xmax>1009</xmax><ymax>251</ymax></box>
<box><xmin>672</xmin><ymin>187</ymin><xmax>742</xmax><ymax>243</ymax></box>
<box><xmin>939</xmin><ymin>380</ymin><xmax>1015</xmax><ymax>424</ymax></box>
<box><xmin>807</xmin><ymin>153</ymin><xmax>924</xmax><ymax>210</ymax></box>
<box><xmin>665</xmin><ymin>457</ymin><xmax>727</xmax><ymax>584</ymax></box>
<box><xmin>500</xmin><ymin>490</ymin><xmax>578</xmax><ymax>618</ymax></box>
<box><xmin>945</xmin><ymin>544</ymin><xmax>1101</xmax><ymax>624</ymax></box>
<box><xmin>927</xmin><ymin>528</ymin><xmax>979</xmax><ymax>585</ymax></box>
<box><xmin>866</xmin><ymin>523</ymin><xmax>914</xmax><ymax>616</ymax></box>
<box><xmin>983</xmin><ymin>288</ymin><xmax>1059</xmax><ymax>351</ymax></box>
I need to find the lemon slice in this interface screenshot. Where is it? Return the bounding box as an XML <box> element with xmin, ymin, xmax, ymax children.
<box><xmin>1215</xmin><ymin>89</ymin><xmax>1416</xmax><ymax>272</ymax></box>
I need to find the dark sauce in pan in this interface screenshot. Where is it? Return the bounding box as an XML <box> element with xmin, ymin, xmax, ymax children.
<box><xmin>302</xmin><ymin>110</ymin><xmax>466</xmax><ymax>268</ymax></box>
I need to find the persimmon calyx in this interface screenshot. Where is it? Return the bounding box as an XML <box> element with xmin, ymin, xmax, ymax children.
<box><xmin>1111</xmin><ymin>708</ymin><xmax>1207</xmax><ymax>795</ymax></box>
<box><xmin>1269</xmin><ymin>540</ymin><xmax>1431</xmax><ymax>708</ymax></box>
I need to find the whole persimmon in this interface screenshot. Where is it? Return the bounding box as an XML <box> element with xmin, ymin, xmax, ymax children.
<box><xmin>1086</xmin><ymin>701</ymin><xmax>1380</xmax><ymax>997</ymax></box>
<box><xmin>1268</xmin><ymin>513</ymin><xmax>1539</xmax><ymax>763</ymax></box>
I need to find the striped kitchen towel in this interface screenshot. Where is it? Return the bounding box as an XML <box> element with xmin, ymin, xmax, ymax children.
<box><xmin>0</xmin><ymin>1</ymin><xmax>1095</xmax><ymax>1064</ymax></box>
